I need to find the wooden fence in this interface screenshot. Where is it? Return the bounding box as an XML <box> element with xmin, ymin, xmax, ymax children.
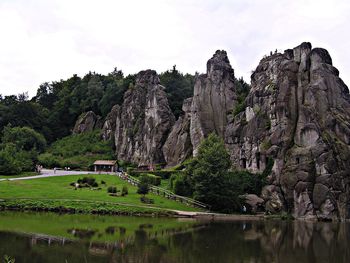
<box><xmin>116</xmin><ymin>172</ymin><xmax>210</xmax><ymax>210</ymax></box>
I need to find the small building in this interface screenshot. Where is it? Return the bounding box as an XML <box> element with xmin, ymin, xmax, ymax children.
<box><xmin>93</xmin><ymin>160</ymin><xmax>117</xmax><ymax>173</ymax></box>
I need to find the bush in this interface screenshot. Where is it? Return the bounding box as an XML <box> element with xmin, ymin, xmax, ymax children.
<box><xmin>81</xmin><ymin>177</ymin><xmax>97</xmax><ymax>186</ymax></box>
<box><xmin>127</xmin><ymin>167</ymin><xmax>135</xmax><ymax>175</ymax></box>
<box><xmin>170</xmin><ymin>173</ymin><xmax>193</xmax><ymax>197</ymax></box>
<box><xmin>107</xmin><ymin>186</ymin><xmax>117</xmax><ymax>194</ymax></box>
<box><xmin>74</xmin><ymin>177</ymin><xmax>98</xmax><ymax>188</ymax></box>
<box><xmin>139</xmin><ymin>174</ymin><xmax>161</xmax><ymax>186</ymax></box>
<box><xmin>0</xmin><ymin>143</ymin><xmax>33</xmax><ymax>175</ymax></box>
<box><xmin>233</xmin><ymin>101</ymin><xmax>246</xmax><ymax>116</ymax></box>
<box><xmin>137</xmin><ymin>179</ymin><xmax>149</xmax><ymax>197</ymax></box>
<box><xmin>121</xmin><ymin>185</ymin><xmax>128</xmax><ymax>196</ymax></box>
<box><xmin>38</xmin><ymin>153</ymin><xmax>60</xmax><ymax>168</ymax></box>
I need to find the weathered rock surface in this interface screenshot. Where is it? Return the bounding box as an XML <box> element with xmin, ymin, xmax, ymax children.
<box><xmin>113</xmin><ymin>70</ymin><xmax>175</xmax><ymax>165</ymax></box>
<box><xmin>98</xmin><ymin>43</ymin><xmax>350</xmax><ymax>220</ymax></box>
<box><xmin>225</xmin><ymin>42</ymin><xmax>350</xmax><ymax>220</ymax></box>
<box><xmin>101</xmin><ymin>105</ymin><xmax>120</xmax><ymax>141</ymax></box>
<box><xmin>73</xmin><ymin>111</ymin><xmax>102</xmax><ymax>134</ymax></box>
<box><xmin>163</xmin><ymin>98</ymin><xmax>193</xmax><ymax>166</ymax></box>
<box><xmin>190</xmin><ymin>50</ymin><xmax>237</xmax><ymax>155</ymax></box>
<box><xmin>240</xmin><ymin>194</ymin><xmax>265</xmax><ymax>213</ymax></box>
<box><xmin>162</xmin><ymin>50</ymin><xmax>238</xmax><ymax>164</ymax></box>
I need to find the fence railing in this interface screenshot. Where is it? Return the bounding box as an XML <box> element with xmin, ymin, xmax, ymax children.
<box><xmin>116</xmin><ymin>172</ymin><xmax>210</xmax><ymax>210</ymax></box>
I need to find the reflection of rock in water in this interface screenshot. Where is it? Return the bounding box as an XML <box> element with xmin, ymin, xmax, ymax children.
<box><xmin>293</xmin><ymin>221</ymin><xmax>314</xmax><ymax>248</ymax></box>
<box><xmin>1</xmin><ymin>221</ymin><xmax>349</xmax><ymax>263</ymax></box>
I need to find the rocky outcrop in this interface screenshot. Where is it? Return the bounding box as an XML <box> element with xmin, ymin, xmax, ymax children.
<box><xmin>162</xmin><ymin>50</ymin><xmax>238</xmax><ymax>164</ymax></box>
<box><xmin>190</xmin><ymin>50</ymin><xmax>237</xmax><ymax>155</ymax></box>
<box><xmin>101</xmin><ymin>105</ymin><xmax>120</xmax><ymax>141</ymax></box>
<box><xmin>97</xmin><ymin>43</ymin><xmax>350</xmax><ymax>220</ymax></box>
<box><xmin>163</xmin><ymin>98</ymin><xmax>193</xmax><ymax>166</ymax></box>
<box><xmin>240</xmin><ymin>194</ymin><xmax>265</xmax><ymax>213</ymax></box>
<box><xmin>225</xmin><ymin>42</ymin><xmax>350</xmax><ymax>220</ymax></box>
<box><xmin>114</xmin><ymin>70</ymin><xmax>175</xmax><ymax>165</ymax></box>
<box><xmin>73</xmin><ymin>111</ymin><xmax>102</xmax><ymax>134</ymax></box>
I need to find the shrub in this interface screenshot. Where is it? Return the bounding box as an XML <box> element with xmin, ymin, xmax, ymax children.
<box><xmin>0</xmin><ymin>144</ymin><xmax>26</xmax><ymax>175</ymax></box>
<box><xmin>137</xmin><ymin>178</ymin><xmax>149</xmax><ymax>197</ymax></box>
<box><xmin>233</xmin><ymin>101</ymin><xmax>246</xmax><ymax>116</ymax></box>
<box><xmin>170</xmin><ymin>173</ymin><xmax>193</xmax><ymax>197</ymax></box>
<box><xmin>121</xmin><ymin>186</ymin><xmax>128</xmax><ymax>196</ymax></box>
<box><xmin>74</xmin><ymin>177</ymin><xmax>98</xmax><ymax>188</ymax></box>
<box><xmin>127</xmin><ymin>167</ymin><xmax>135</xmax><ymax>175</ymax></box>
<box><xmin>82</xmin><ymin>177</ymin><xmax>96</xmax><ymax>186</ymax></box>
<box><xmin>138</xmin><ymin>174</ymin><xmax>161</xmax><ymax>186</ymax></box>
<box><xmin>100</xmin><ymin>180</ymin><xmax>106</xmax><ymax>185</ymax></box>
<box><xmin>107</xmin><ymin>186</ymin><xmax>117</xmax><ymax>194</ymax></box>
<box><xmin>38</xmin><ymin>153</ymin><xmax>60</xmax><ymax>168</ymax></box>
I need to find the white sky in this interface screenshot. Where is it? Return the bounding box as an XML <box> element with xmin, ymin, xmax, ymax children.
<box><xmin>0</xmin><ymin>0</ymin><xmax>349</xmax><ymax>97</ymax></box>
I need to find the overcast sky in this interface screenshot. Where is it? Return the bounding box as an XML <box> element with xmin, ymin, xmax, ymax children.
<box><xmin>0</xmin><ymin>0</ymin><xmax>349</xmax><ymax>97</ymax></box>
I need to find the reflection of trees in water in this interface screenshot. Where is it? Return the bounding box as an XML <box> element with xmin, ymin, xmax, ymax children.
<box><xmin>1</xmin><ymin>221</ymin><xmax>349</xmax><ymax>263</ymax></box>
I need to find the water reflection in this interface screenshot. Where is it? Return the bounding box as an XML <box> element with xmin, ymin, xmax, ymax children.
<box><xmin>0</xmin><ymin>213</ymin><xmax>349</xmax><ymax>263</ymax></box>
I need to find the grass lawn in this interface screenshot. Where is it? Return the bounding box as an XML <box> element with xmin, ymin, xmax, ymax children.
<box><xmin>0</xmin><ymin>174</ymin><xmax>201</xmax><ymax>213</ymax></box>
<box><xmin>0</xmin><ymin>172</ymin><xmax>38</xmax><ymax>180</ymax></box>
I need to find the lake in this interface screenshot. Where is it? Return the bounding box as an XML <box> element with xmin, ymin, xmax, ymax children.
<box><xmin>0</xmin><ymin>211</ymin><xmax>349</xmax><ymax>263</ymax></box>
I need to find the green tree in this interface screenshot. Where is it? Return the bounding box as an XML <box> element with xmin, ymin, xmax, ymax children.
<box><xmin>191</xmin><ymin>133</ymin><xmax>233</xmax><ymax>212</ymax></box>
<box><xmin>159</xmin><ymin>66</ymin><xmax>194</xmax><ymax>118</ymax></box>
<box><xmin>137</xmin><ymin>177</ymin><xmax>150</xmax><ymax>197</ymax></box>
<box><xmin>2</xmin><ymin>126</ymin><xmax>47</xmax><ymax>152</ymax></box>
<box><xmin>0</xmin><ymin>143</ymin><xmax>22</xmax><ymax>175</ymax></box>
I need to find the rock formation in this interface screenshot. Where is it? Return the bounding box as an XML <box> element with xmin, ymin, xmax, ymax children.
<box><xmin>225</xmin><ymin>42</ymin><xmax>350</xmax><ymax>220</ymax></box>
<box><xmin>113</xmin><ymin>70</ymin><xmax>175</xmax><ymax>165</ymax></box>
<box><xmin>162</xmin><ymin>50</ymin><xmax>237</xmax><ymax>165</ymax></box>
<box><xmin>162</xmin><ymin>98</ymin><xmax>193</xmax><ymax>166</ymax></box>
<box><xmin>190</xmin><ymin>50</ymin><xmax>237</xmax><ymax>155</ymax></box>
<box><xmin>98</xmin><ymin>42</ymin><xmax>350</xmax><ymax>220</ymax></box>
<box><xmin>101</xmin><ymin>105</ymin><xmax>119</xmax><ymax>141</ymax></box>
<box><xmin>73</xmin><ymin>111</ymin><xmax>102</xmax><ymax>134</ymax></box>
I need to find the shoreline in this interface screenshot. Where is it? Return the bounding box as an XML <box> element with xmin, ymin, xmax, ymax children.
<box><xmin>2</xmin><ymin>199</ymin><xmax>347</xmax><ymax>222</ymax></box>
<box><xmin>0</xmin><ymin>198</ymin><xmax>265</xmax><ymax>220</ymax></box>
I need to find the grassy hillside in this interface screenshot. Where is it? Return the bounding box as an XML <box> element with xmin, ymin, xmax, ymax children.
<box><xmin>0</xmin><ymin>174</ymin><xmax>201</xmax><ymax>214</ymax></box>
<box><xmin>38</xmin><ymin>130</ymin><xmax>114</xmax><ymax>170</ymax></box>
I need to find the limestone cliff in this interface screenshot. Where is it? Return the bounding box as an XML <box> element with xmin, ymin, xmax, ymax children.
<box><xmin>113</xmin><ymin>70</ymin><xmax>175</xmax><ymax>165</ymax></box>
<box><xmin>225</xmin><ymin>42</ymin><xmax>350</xmax><ymax>220</ymax></box>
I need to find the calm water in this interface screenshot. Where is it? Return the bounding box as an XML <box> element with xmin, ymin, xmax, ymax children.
<box><xmin>0</xmin><ymin>212</ymin><xmax>349</xmax><ymax>263</ymax></box>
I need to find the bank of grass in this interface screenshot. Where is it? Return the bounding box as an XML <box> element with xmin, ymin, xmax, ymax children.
<box><xmin>0</xmin><ymin>172</ymin><xmax>38</xmax><ymax>180</ymax></box>
<box><xmin>0</xmin><ymin>174</ymin><xmax>202</xmax><ymax>215</ymax></box>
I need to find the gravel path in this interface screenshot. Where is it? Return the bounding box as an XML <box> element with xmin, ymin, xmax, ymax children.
<box><xmin>0</xmin><ymin>169</ymin><xmax>97</xmax><ymax>181</ymax></box>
